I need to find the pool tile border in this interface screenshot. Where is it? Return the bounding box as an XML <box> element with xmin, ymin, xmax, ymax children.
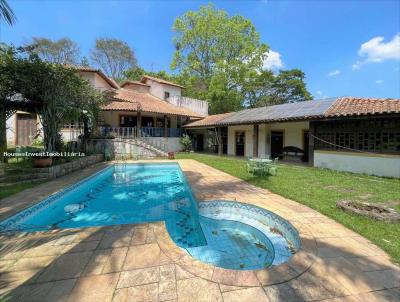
<box><xmin>0</xmin><ymin>165</ymin><xmax>113</xmax><ymax>233</ymax></box>
<box><xmin>154</xmin><ymin>216</ymin><xmax>317</xmax><ymax>287</ymax></box>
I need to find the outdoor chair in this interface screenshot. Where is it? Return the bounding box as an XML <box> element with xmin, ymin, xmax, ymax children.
<box><xmin>104</xmin><ymin>146</ymin><xmax>112</xmax><ymax>161</ymax></box>
<box><xmin>267</xmin><ymin>157</ymin><xmax>279</xmax><ymax>176</ymax></box>
<box><xmin>246</xmin><ymin>157</ymin><xmax>256</xmax><ymax>174</ymax></box>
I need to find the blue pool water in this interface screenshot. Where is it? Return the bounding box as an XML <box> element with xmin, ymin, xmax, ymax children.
<box><xmin>0</xmin><ymin>163</ymin><xmax>300</xmax><ymax>270</ymax></box>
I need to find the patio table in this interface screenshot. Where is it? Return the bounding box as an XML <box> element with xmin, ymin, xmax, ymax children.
<box><xmin>248</xmin><ymin>158</ymin><xmax>272</xmax><ymax>175</ymax></box>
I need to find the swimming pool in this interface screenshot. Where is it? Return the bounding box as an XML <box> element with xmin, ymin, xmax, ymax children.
<box><xmin>0</xmin><ymin>163</ymin><xmax>300</xmax><ymax>270</ymax></box>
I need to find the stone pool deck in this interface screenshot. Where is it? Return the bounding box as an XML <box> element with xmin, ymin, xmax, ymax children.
<box><xmin>0</xmin><ymin>159</ymin><xmax>399</xmax><ymax>301</ymax></box>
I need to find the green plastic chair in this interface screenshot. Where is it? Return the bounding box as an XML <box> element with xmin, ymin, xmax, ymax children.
<box><xmin>246</xmin><ymin>157</ymin><xmax>256</xmax><ymax>174</ymax></box>
<box><xmin>104</xmin><ymin>146</ymin><xmax>112</xmax><ymax>161</ymax></box>
<box><xmin>268</xmin><ymin>158</ymin><xmax>279</xmax><ymax>176</ymax></box>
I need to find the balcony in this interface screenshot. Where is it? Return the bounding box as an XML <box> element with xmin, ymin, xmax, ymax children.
<box><xmin>99</xmin><ymin>126</ymin><xmax>183</xmax><ymax>138</ymax></box>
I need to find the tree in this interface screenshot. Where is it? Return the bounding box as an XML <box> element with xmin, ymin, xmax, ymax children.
<box><xmin>171</xmin><ymin>4</ymin><xmax>268</xmax><ymax>113</ymax></box>
<box><xmin>243</xmin><ymin>69</ymin><xmax>312</xmax><ymax>108</ymax></box>
<box><xmin>0</xmin><ymin>0</ymin><xmax>16</xmax><ymax>26</ymax></box>
<box><xmin>36</xmin><ymin>65</ymin><xmax>104</xmax><ymax>152</ymax></box>
<box><xmin>0</xmin><ymin>45</ymin><xmax>104</xmax><ymax>154</ymax></box>
<box><xmin>26</xmin><ymin>37</ymin><xmax>80</xmax><ymax>64</ymax></box>
<box><xmin>90</xmin><ymin>38</ymin><xmax>137</xmax><ymax>81</ymax></box>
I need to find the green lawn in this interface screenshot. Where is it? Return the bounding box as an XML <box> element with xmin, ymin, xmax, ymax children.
<box><xmin>176</xmin><ymin>153</ymin><xmax>400</xmax><ymax>263</ymax></box>
<box><xmin>0</xmin><ymin>183</ymin><xmax>42</xmax><ymax>200</ymax></box>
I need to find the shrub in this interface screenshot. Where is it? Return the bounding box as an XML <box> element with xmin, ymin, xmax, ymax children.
<box><xmin>180</xmin><ymin>134</ymin><xmax>192</xmax><ymax>152</ymax></box>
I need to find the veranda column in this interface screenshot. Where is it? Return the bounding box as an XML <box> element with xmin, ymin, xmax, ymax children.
<box><xmin>253</xmin><ymin>124</ymin><xmax>259</xmax><ymax>158</ymax></box>
<box><xmin>137</xmin><ymin>111</ymin><xmax>141</xmax><ymax>138</ymax></box>
<box><xmin>217</xmin><ymin>127</ymin><xmax>223</xmax><ymax>156</ymax></box>
<box><xmin>309</xmin><ymin>122</ymin><xmax>315</xmax><ymax>166</ymax></box>
<box><xmin>164</xmin><ymin>115</ymin><xmax>168</xmax><ymax>137</ymax></box>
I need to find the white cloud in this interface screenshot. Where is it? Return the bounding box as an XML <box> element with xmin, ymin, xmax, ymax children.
<box><xmin>375</xmin><ymin>80</ymin><xmax>384</xmax><ymax>84</ymax></box>
<box><xmin>263</xmin><ymin>50</ymin><xmax>283</xmax><ymax>71</ymax></box>
<box><xmin>352</xmin><ymin>33</ymin><xmax>400</xmax><ymax>70</ymax></box>
<box><xmin>316</xmin><ymin>90</ymin><xmax>328</xmax><ymax>99</ymax></box>
<box><xmin>327</xmin><ymin>69</ymin><xmax>341</xmax><ymax>77</ymax></box>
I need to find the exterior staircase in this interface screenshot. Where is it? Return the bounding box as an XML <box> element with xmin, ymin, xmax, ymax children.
<box><xmin>113</xmin><ymin>138</ymin><xmax>168</xmax><ymax>159</ymax></box>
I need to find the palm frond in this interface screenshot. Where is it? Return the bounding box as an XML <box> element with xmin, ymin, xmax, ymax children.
<box><xmin>0</xmin><ymin>0</ymin><xmax>17</xmax><ymax>26</ymax></box>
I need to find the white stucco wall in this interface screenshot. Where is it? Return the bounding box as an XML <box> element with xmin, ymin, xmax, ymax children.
<box><xmin>226</xmin><ymin>121</ymin><xmax>309</xmax><ymax>158</ymax></box>
<box><xmin>314</xmin><ymin>150</ymin><xmax>400</xmax><ymax>178</ymax></box>
<box><xmin>79</xmin><ymin>72</ymin><xmax>113</xmax><ymax>91</ymax></box>
<box><xmin>227</xmin><ymin>125</ymin><xmax>254</xmax><ymax>157</ymax></box>
<box><xmin>123</xmin><ymin>83</ymin><xmax>150</xmax><ymax>93</ymax></box>
<box><xmin>146</xmin><ymin>79</ymin><xmax>182</xmax><ymax>100</ymax></box>
<box><xmin>6</xmin><ymin>114</ymin><xmax>15</xmax><ymax>146</ymax></box>
<box><xmin>270</xmin><ymin>121</ymin><xmax>309</xmax><ymax>149</ymax></box>
<box><xmin>167</xmin><ymin>96</ymin><xmax>208</xmax><ymax>117</ymax></box>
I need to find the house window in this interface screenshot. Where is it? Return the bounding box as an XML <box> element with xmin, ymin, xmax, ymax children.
<box><xmin>164</xmin><ymin>92</ymin><xmax>170</xmax><ymax>100</ymax></box>
<box><xmin>314</xmin><ymin>118</ymin><xmax>400</xmax><ymax>153</ymax></box>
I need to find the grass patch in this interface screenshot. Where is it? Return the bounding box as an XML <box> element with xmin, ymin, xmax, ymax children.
<box><xmin>0</xmin><ymin>183</ymin><xmax>43</xmax><ymax>200</ymax></box>
<box><xmin>176</xmin><ymin>153</ymin><xmax>400</xmax><ymax>263</ymax></box>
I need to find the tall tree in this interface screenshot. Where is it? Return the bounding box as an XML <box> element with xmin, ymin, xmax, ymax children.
<box><xmin>171</xmin><ymin>4</ymin><xmax>268</xmax><ymax>113</ymax></box>
<box><xmin>26</xmin><ymin>37</ymin><xmax>80</xmax><ymax>65</ymax></box>
<box><xmin>0</xmin><ymin>0</ymin><xmax>16</xmax><ymax>26</ymax></box>
<box><xmin>243</xmin><ymin>69</ymin><xmax>312</xmax><ymax>108</ymax></box>
<box><xmin>90</xmin><ymin>38</ymin><xmax>137</xmax><ymax>81</ymax></box>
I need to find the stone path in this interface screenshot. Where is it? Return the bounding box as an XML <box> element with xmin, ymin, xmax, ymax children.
<box><xmin>0</xmin><ymin>159</ymin><xmax>399</xmax><ymax>301</ymax></box>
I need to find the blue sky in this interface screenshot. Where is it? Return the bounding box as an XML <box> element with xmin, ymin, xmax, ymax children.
<box><xmin>2</xmin><ymin>0</ymin><xmax>400</xmax><ymax>99</ymax></box>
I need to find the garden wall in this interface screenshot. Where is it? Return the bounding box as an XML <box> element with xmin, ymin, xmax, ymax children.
<box><xmin>35</xmin><ymin>154</ymin><xmax>104</xmax><ymax>179</ymax></box>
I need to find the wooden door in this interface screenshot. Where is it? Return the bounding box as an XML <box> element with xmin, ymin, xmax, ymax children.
<box><xmin>271</xmin><ymin>131</ymin><xmax>284</xmax><ymax>159</ymax></box>
<box><xmin>235</xmin><ymin>131</ymin><xmax>245</xmax><ymax>156</ymax></box>
<box><xmin>17</xmin><ymin>113</ymin><xmax>37</xmax><ymax>146</ymax></box>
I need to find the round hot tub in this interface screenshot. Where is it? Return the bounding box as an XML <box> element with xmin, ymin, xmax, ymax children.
<box><xmin>186</xmin><ymin>200</ymin><xmax>301</xmax><ymax>270</ymax></box>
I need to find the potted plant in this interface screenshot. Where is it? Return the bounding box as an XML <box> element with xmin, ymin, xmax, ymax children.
<box><xmin>33</xmin><ymin>156</ymin><xmax>53</xmax><ymax>167</ymax></box>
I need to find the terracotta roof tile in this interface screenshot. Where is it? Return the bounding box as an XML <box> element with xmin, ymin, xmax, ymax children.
<box><xmin>121</xmin><ymin>80</ymin><xmax>150</xmax><ymax>88</ymax></box>
<box><xmin>101</xmin><ymin>89</ymin><xmax>202</xmax><ymax>118</ymax></box>
<box><xmin>184</xmin><ymin>112</ymin><xmax>235</xmax><ymax>128</ymax></box>
<box><xmin>141</xmin><ymin>75</ymin><xmax>185</xmax><ymax>89</ymax></box>
<box><xmin>325</xmin><ymin>97</ymin><xmax>400</xmax><ymax>117</ymax></box>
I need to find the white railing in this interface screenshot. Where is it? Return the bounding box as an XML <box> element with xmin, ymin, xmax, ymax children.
<box><xmin>99</xmin><ymin>126</ymin><xmax>183</xmax><ymax>138</ymax></box>
<box><xmin>100</xmin><ymin>127</ymin><xmax>137</xmax><ymax>138</ymax></box>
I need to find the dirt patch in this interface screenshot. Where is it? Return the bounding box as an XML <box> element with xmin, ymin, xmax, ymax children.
<box><xmin>337</xmin><ymin>200</ymin><xmax>400</xmax><ymax>223</ymax></box>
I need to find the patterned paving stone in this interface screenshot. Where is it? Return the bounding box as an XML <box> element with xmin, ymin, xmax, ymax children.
<box><xmin>67</xmin><ymin>273</ymin><xmax>119</xmax><ymax>302</ymax></box>
<box><xmin>176</xmin><ymin>277</ymin><xmax>222</xmax><ymax>302</ymax></box>
<box><xmin>8</xmin><ymin>256</ymin><xmax>55</xmax><ymax>272</ymax></box>
<box><xmin>123</xmin><ymin>244</ymin><xmax>161</xmax><ymax>270</ymax></box>
<box><xmin>222</xmin><ymin>287</ymin><xmax>269</xmax><ymax>302</ymax></box>
<box><xmin>117</xmin><ymin>267</ymin><xmax>160</xmax><ymax>288</ymax></box>
<box><xmin>98</xmin><ymin>229</ymin><xmax>134</xmax><ymax>249</ymax></box>
<box><xmin>0</xmin><ymin>159</ymin><xmax>399</xmax><ymax>302</ymax></box>
<box><xmin>263</xmin><ymin>283</ymin><xmax>306</xmax><ymax>302</ymax></box>
<box><xmin>175</xmin><ymin>265</ymin><xmax>195</xmax><ymax>280</ymax></box>
<box><xmin>113</xmin><ymin>283</ymin><xmax>159</xmax><ymax>302</ymax></box>
<box><xmin>36</xmin><ymin>251</ymin><xmax>93</xmax><ymax>282</ymax></box>
<box><xmin>102</xmin><ymin>247</ymin><xmax>128</xmax><ymax>274</ymax></box>
<box><xmin>8</xmin><ymin>279</ymin><xmax>76</xmax><ymax>302</ymax></box>
<box><xmin>159</xmin><ymin>280</ymin><xmax>177</xmax><ymax>301</ymax></box>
